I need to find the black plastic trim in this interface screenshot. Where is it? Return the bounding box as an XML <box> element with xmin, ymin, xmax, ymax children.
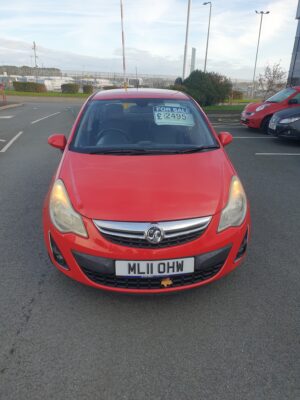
<box><xmin>72</xmin><ymin>245</ymin><xmax>231</xmax><ymax>289</ymax></box>
<box><xmin>49</xmin><ymin>235</ymin><xmax>69</xmax><ymax>269</ymax></box>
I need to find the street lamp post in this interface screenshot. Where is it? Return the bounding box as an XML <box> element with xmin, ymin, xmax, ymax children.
<box><xmin>251</xmin><ymin>10</ymin><xmax>270</xmax><ymax>98</ymax></box>
<box><xmin>120</xmin><ymin>0</ymin><xmax>127</xmax><ymax>87</ymax></box>
<box><xmin>203</xmin><ymin>2</ymin><xmax>212</xmax><ymax>73</ymax></box>
<box><xmin>182</xmin><ymin>0</ymin><xmax>192</xmax><ymax>80</ymax></box>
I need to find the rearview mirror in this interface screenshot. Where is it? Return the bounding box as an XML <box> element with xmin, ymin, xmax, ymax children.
<box><xmin>218</xmin><ymin>132</ymin><xmax>233</xmax><ymax>147</ymax></box>
<box><xmin>288</xmin><ymin>98</ymin><xmax>298</xmax><ymax>105</ymax></box>
<box><xmin>48</xmin><ymin>134</ymin><xmax>67</xmax><ymax>151</ymax></box>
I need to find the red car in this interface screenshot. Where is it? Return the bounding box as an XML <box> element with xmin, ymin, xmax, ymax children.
<box><xmin>43</xmin><ymin>88</ymin><xmax>250</xmax><ymax>294</ymax></box>
<box><xmin>241</xmin><ymin>87</ymin><xmax>300</xmax><ymax>133</ymax></box>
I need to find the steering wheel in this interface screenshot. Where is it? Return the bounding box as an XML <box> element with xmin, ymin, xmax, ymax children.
<box><xmin>97</xmin><ymin>128</ymin><xmax>130</xmax><ymax>143</ymax></box>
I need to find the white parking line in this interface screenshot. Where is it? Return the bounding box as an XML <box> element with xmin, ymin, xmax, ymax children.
<box><xmin>0</xmin><ymin>116</ymin><xmax>14</xmax><ymax>119</ymax></box>
<box><xmin>256</xmin><ymin>153</ymin><xmax>300</xmax><ymax>156</ymax></box>
<box><xmin>213</xmin><ymin>124</ymin><xmax>241</xmax><ymax>127</ymax></box>
<box><xmin>31</xmin><ymin>112</ymin><xmax>61</xmax><ymax>125</ymax></box>
<box><xmin>233</xmin><ymin>136</ymin><xmax>273</xmax><ymax>139</ymax></box>
<box><xmin>0</xmin><ymin>131</ymin><xmax>23</xmax><ymax>153</ymax></box>
<box><xmin>0</xmin><ymin>139</ymin><xmax>6</xmax><ymax>142</ymax></box>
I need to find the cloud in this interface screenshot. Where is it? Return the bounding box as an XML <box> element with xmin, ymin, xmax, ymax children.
<box><xmin>0</xmin><ymin>0</ymin><xmax>298</xmax><ymax>79</ymax></box>
<box><xmin>0</xmin><ymin>37</ymin><xmax>179</xmax><ymax>76</ymax></box>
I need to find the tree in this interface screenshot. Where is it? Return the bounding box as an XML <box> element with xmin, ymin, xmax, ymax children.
<box><xmin>258</xmin><ymin>63</ymin><xmax>287</xmax><ymax>99</ymax></box>
<box><xmin>179</xmin><ymin>70</ymin><xmax>232</xmax><ymax>106</ymax></box>
<box><xmin>174</xmin><ymin>77</ymin><xmax>183</xmax><ymax>85</ymax></box>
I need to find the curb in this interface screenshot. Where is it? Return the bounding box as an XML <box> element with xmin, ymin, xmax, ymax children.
<box><xmin>0</xmin><ymin>103</ymin><xmax>24</xmax><ymax>111</ymax></box>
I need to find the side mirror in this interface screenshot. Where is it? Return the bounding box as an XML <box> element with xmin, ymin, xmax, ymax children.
<box><xmin>218</xmin><ymin>132</ymin><xmax>233</xmax><ymax>147</ymax></box>
<box><xmin>48</xmin><ymin>134</ymin><xmax>67</xmax><ymax>151</ymax></box>
<box><xmin>288</xmin><ymin>98</ymin><xmax>298</xmax><ymax>105</ymax></box>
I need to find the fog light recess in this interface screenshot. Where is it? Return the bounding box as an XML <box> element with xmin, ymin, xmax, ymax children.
<box><xmin>235</xmin><ymin>229</ymin><xmax>248</xmax><ymax>261</ymax></box>
<box><xmin>49</xmin><ymin>234</ymin><xmax>69</xmax><ymax>270</ymax></box>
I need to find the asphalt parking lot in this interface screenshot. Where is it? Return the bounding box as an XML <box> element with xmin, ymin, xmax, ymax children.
<box><xmin>0</xmin><ymin>101</ymin><xmax>299</xmax><ymax>399</ymax></box>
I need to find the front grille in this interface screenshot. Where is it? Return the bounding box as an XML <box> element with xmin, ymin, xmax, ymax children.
<box><xmin>81</xmin><ymin>263</ymin><xmax>223</xmax><ymax>290</ymax></box>
<box><xmin>100</xmin><ymin>230</ymin><xmax>204</xmax><ymax>248</ymax></box>
<box><xmin>93</xmin><ymin>217</ymin><xmax>211</xmax><ymax>248</ymax></box>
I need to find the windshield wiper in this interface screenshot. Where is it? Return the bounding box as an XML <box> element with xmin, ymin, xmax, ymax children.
<box><xmin>88</xmin><ymin>149</ymin><xmax>147</xmax><ymax>155</ymax></box>
<box><xmin>88</xmin><ymin>146</ymin><xmax>219</xmax><ymax>155</ymax></box>
<box><xmin>175</xmin><ymin>145</ymin><xmax>219</xmax><ymax>154</ymax></box>
<box><xmin>88</xmin><ymin>148</ymin><xmax>176</xmax><ymax>155</ymax></box>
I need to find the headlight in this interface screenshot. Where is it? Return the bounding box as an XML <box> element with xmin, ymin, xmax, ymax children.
<box><xmin>49</xmin><ymin>179</ymin><xmax>88</xmax><ymax>237</ymax></box>
<box><xmin>218</xmin><ymin>176</ymin><xmax>247</xmax><ymax>232</ymax></box>
<box><xmin>256</xmin><ymin>104</ymin><xmax>270</xmax><ymax>112</ymax></box>
<box><xmin>279</xmin><ymin>117</ymin><xmax>300</xmax><ymax>124</ymax></box>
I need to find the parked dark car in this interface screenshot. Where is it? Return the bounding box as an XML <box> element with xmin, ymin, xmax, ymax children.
<box><xmin>268</xmin><ymin>107</ymin><xmax>300</xmax><ymax>139</ymax></box>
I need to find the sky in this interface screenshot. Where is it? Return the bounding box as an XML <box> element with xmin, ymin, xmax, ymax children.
<box><xmin>0</xmin><ymin>0</ymin><xmax>298</xmax><ymax>80</ymax></box>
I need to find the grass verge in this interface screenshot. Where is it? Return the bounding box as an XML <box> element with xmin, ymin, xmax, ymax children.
<box><xmin>5</xmin><ymin>90</ymin><xmax>248</xmax><ymax>112</ymax></box>
<box><xmin>5</xmin><ymin>90</ymin><xmax>89</xmax><ymax>98</ymax></box>
<box><xmin>203</xmin><ymin>104</ymin><xmax>245</xmax><ymax>112</ymax></box>
<box><xmin>224</xmin><ymin>98</ymin><xmax>260</xmax><ymax>104</ymax></box>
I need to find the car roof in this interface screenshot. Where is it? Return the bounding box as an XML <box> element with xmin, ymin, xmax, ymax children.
<box><xmin>92</xmin><ymin>88</ymin><xmax>189</xmax><ymax>101</ymax></box>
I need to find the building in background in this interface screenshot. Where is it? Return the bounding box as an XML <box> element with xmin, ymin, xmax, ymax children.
<box><xmin>288</xmin><ymin>0</ymin><xmax>300</xmax><ymax>85</ymax></box>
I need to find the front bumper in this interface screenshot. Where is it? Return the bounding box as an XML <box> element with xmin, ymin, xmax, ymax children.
<box><xmin>43</xmin><ymin>206</ymin><xmax>250</xmax><ymax>294</ymax></box>
<box><xmin>241</xmin><ymin>112</ymin><xmax>261</xmax><ymax>129</ymax></box>
<box><xmin>269</xmin><ymin>124</ymin><xmax>300</xmax><ymax>139</ymax></box>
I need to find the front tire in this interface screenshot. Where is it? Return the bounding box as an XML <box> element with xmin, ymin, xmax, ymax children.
<box><xmin>261</xmin><ymin>116</ymin><xmax>272</xmax><ymax>134</ymax></box>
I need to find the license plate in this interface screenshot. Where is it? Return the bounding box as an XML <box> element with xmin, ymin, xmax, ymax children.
<box><xmin>115</xmin><ymin>258</ymin><xmax>194</xmax><ymax>277</ymax></box>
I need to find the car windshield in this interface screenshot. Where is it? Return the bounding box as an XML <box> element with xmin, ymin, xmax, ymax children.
<box><xmin>266</xmin><ymin>88</ymin><xmax>296</xmax><ymax>103</ymax></box>
<box><xmin>70</xmin><ymin>98</ymin><xmax>218</xmax><ymax>154</ymax></box>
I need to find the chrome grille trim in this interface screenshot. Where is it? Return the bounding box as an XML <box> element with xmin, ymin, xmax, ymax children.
<box><xmin>93</xmin><ymin>217</ymin><xmax>212</xmax><ymax>241</ymax></box>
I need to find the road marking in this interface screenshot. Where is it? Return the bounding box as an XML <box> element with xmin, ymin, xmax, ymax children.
<box><xmin>213</xmin><ymin>125</ymin><xmax>248</xmax><ymax>128</ymax></box>
<box><xmin>0</xmin><ymin>131</ymin><xmax>23</xmax><ymax>153</ymax></box>
<box><xmin>255</xmin><ymin>153</ymin><xmax>300</xmax><ymax>156</ymax></box>
<box><xmin>213</xmin><ymin>123</ymin><xmax>241</xmax><ymax>126</ymax></box>
<box><xmin>216</xmin><ymin>119</ymin><xmax>240</xmax><ymax>121</ymax></box>
<box><xmin>0</xmin><ymin>116</ymin><xmax>14</xmax><ymax>119</ymax></box>
<box><xmin>0</xmin><ymin>139</ymin><xmax>6</xmax><ymax>142</ymax></box>
<box><xmin>233</xmin><ymin>136</ymin><xmax>273</xmax><ymax>139</ymax></box>
<box><xmin>31</xmin><ymin>112</ymin><xmax>61</xmax><ymax>125</ymax></box>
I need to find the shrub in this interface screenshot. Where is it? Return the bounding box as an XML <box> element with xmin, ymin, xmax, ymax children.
<box><xmin>82</xmin><ymin>84</ymin><xmax>93</xmax><ymax>94</ymax></box>
<box><xmin>13</xmin><ymin>81</ymin><xmax>47</xmax><ymax>92</ymax></box>
<box><xmin>61</xmin><ymin>83</ymin><xmax>80</xmax><ymax>94</ymax></box>
<box><xmin>174</xmin><ymin>77</ymin><xmax>183</xmax><ymax>85</ymax></box>
<box><xmin>173</xmin><ymin>70</ymin><xmax>232</xmax><ymax>106</ymax></box>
